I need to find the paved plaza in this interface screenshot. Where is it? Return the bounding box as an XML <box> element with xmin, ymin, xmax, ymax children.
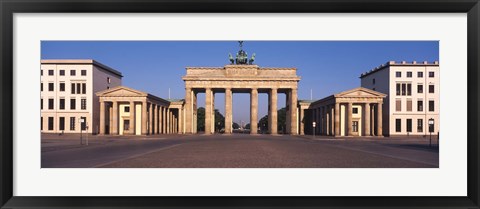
<box><xmin>41</xmin><ymin>134</ymin><xmax>439</xmax><ymax>168</ymax></box>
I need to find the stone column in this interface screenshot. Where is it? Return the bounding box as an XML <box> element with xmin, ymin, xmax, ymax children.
<box><xmin>250</xmin><ymin>88</ymin><xmax>258</xmax><ymax>134</ymax></box>
<box><xmin>377</xmin><ymin>102</ymin><xmax>383</xmax><ymax>136</ymax></box>
<box><xmin>163</xmin><ymin>107</ymin><xmax>167</xmax><ymax>134</ymax></box>
<box><xmin>99</xmin><ymin>101</ymin><xmax>105</xmax><ymax>135</ymax></box>
<box><xmin>299</xmin><ymin>107</ymin><xmax>305</xmax><ymax>135</ymax></box>
<box><xmin>205</xmin><ymin>88</ymin><xmax>213</xmax><ymax>134</ymax></box>
<box><xmin>334</xmin><ymin>102</ymin><xmax>340</xmax><ymax>136</ymax></box>
<box><xmin>289</xmin><ymin>88</ymin><xmax>298</xmax><ymax>135</ymax></box>
<box><xmin>193</xmin><ymin>92</ymin><xmax>198</xmax><ymax>134</ymax></box>
<box><xmin>178</xmin><ymin>108</ymin><xmax>183</xmax><ymax>134</ymax></box>
<box><xmin>141</xmin><ymin>101</ymin><xmax>147</xmax><ymax>135</ymax></box>
<box><xmin>225</xmin><ymin>88</ymin><xmax>233</xmax><ymax>134</ymax></box>
<box><xmin>326</xmin><ymin>106</ymin><xmax>330</xmax><ymax>135</ymax></box>
<box><xmin>347</xmin><ymin>102</ymin><xmax>353</xmax><ymax>136</ymax></box>
<box><xmin>184</xmin><ymin>88</ymin><xmax>192</xmax><ymax>134</ymax></box>
<box><xmin>129</xmin><ymin>101</ymin><xmax>135</xmax><ymax>135</ymax></box>
<box><xmin>112</xmin><ymin>101</ymin><xmax>118</xmax><ymax>135</ymax></box>
<box><xmin>167</xmin><ymin>108</ymin><xmax>171</xmax><ymax>134</ymax></box>
<box><xmin>364</xmin><ymin>103</ymin><xmax>371</xmax><ymax>136</ymax></box>
<box><xmin>268</xmin><ymin>88</ymin><xmax>278</xmax><ymax>134</ymax></box>
<box><xmin>319</xmin><ymin>108</ymin><xmax>323</xmax><ymax>135</ymax></box>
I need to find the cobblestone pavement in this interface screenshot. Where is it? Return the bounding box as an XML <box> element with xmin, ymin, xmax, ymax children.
<box><xmin>41</xmin><ymin>134</ymin><xmax>439</xmax><ymax>168</ymax></box>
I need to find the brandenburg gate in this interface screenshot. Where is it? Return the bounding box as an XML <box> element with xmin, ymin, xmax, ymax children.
<box><xmin>182</xmin><ymin>42</ymin><xmax>301</xmax><ymax>135</ymax></box>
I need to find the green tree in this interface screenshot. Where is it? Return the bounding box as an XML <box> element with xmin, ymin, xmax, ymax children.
<box><xmin>232</xmin><ymin>122</ymin><xmax>240</xmax><ymax>129</ymax></box>
<box><xmin>258</xmin><ymin>107</ymin><xmax>287</xmax><ymax>134</ymax></box>
<box><xmin>245</xmin><ymin>123</ymin><xmax>251</xmax><ymax>130</ymax></box>
<box><xmin>214</xmin><ymin>109</ymin><xmax>225</xmax><ymax>132</ymax></box>
<box><xmin>196</xmin><ymin>107</ymin><xmax>205</xmax><ymax>132</ymax></box>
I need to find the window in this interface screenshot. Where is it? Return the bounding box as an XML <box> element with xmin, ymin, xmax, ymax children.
<box><xmin>81</xmin><ymin>117</ymin><xmax>87</xmax><ymax>130</ymax></box>
<box><xmin>396</xmin><ymin>83</ymin><xmax>401</xmax><ymax>95</ymax></box>
<box><xmin>81</xmin><ymin>70</ymin><xmax>87</xmax><ymax>76</ymax></box>
<box><xmin>429</xmin><ymin>71</ymin><xmax>435</xmax><ymax>77</ymax></box>
<box><xmin>59</xmin><ymin>83</ymin><xmax>65</xmax><ymax>91</ymax></box>
<box><xmin>352</xmin><ymin>107</ymin><xmax>358</xmax><ymax>114</ymax></box>
<box><xmin>372</xmin><ymin>78</ymin><xmax>375</xmax><ymax>85</ymax></box>
<box><xmin>59</xmin><ymin>70</ymin><xmax>65</xmax><ymax>76</ymax></box>
<box><xmin>41</xmin><ymin>83</ymin><xmax>43</xmax><ymax>92</ymax></box>
<box><xmin>406</xmin><ymin>83</ymin><xmax>411</xmax><ymax>95</ymax></box>
<box><xmin>82</xmin><ymin>83</ymin><xmax>86</xmax><ymax>94</ymax></box>
<box><xmin>41</xmin><ymin>70</ymin><xmax>43</xmax><ymax>76</ymax></box>
<box><xmin>41</xmin><ymin>117</ymin><xmax>43</xmax><ymax>131</ymax></box>
<box><xmin>396</xmin><ymin>99</ymin><xmax>401</xmax><ymax>112</ymax></box>
<box><xmin>76</xmin><ymin>83</ymin><xmax>81</xmax><ymax>94</ymax></box>
<box><xmin>417</xmin><ymin>84</ymin><xmax>423</xmax><ymax>93</ymax></box>
<box><xmin>107</xmin><ymin>77</ymin><xmax>111</xmax><ymax>84</ymax></box>
<box><xmin>417</xmin><ymin>119</ymin><xmax>423</xmax><ymax>132</ymax></box>
<box><xmin>48</xmin><ymin>69</ymin><xmax>54</xmax><ymax>76</ymax></box>
<box><xmin>48</xmin><ymin>99</ymin><xmax>54</xmax><ymax>109</ymax></box>
<box><xmin>396</xmin><ymin>72</ymin><xmax>401</xmax><ymax>77</ymax></box>
<box><xmin>48</xmin><ymin>83</ymin><xmax>54</xmax><ymax>91</ymax></box>
<box><xmin>417</xmin><ymin>100</ymin><xmax>423</xmax><ymax>111</ymax></box>
<box><xmin>70</xmin><ymin>70</ymin><xmax>76</xmax><ymax>76</ymax></box>
<box><xmin>429</xmin><ymin>84</ymin><xmax>435</xmax><ymax>93</ymax></box>
<box><xmin>59</xmin><ymin>98</ymin><xmax>65</xmax><ymax>110</ymax></box>
<box><xmin>81</xmin><ymin>99</ymin><xmax>87</xmax><ymax>110</ymax></box>
<box><xmin>429</xmin><ymin>100</ymin><xmax>435</xmax><ymax>112</ymax></box>
<box><xmin>352</xmin><ymin>121</ymin><xmax>358</xmax><ymax>132</ymax></box>
<box><xmin>71</xmin><ymin>83</ymin><xmax>75</xmax><ymax>94</ymax></box>
<box><xmin>418</xmin><ymin>71</ymin><xmax>423</xmax><ymax>78</ymax></box>
<box><xmin>406</xmin><ymin>119</ymin><xmax>412</xmax><ymax>132</ymax></box>
<box><xmin>125</xmin><ymin>106</ymin><xmax>130</xmax><ymax>113</ymax></box>
<box><xmin>48</xmin><ymin>117</ymin><xmax>54</xmax><ymax>130</ymax></box>
<box><xmin>402</xmin><ymin>83</ymin><xmax>406</xmax><ymax>95</ymax></box>
<box><xmin>406</xmin><ymin>99</ymin><xmax>412</xmax><ymax>112</ymax></box>
<box><xmin>70</xmin><ymin>117</ymin><xmax>75</xmax><ymax>131</ymax></box>
<box><xmin>70</xmin><ymin>98</ymin><xmax>76</xmax><ymax>110</ymax></box>
<box><xmin>40</xmin><ymin>99</ymin><xmax>43</xmax><ymax>110</ymax></box>
<box><xmin>59</xmin><ymin>117</ymin><xmax>65</xmax><ymax>131</ymax></box>
<box><xmin>407</xmin><ymin>72</ymin><xmax>412</xmax><ymax>77</ymax></box>
<box><xmin>395</xmin><ymin>119</ymin><xmax>401</xmax><ymax>132</ymax></box>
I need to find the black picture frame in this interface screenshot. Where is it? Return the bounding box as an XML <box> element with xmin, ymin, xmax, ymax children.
<box><xmin>1</xmin><ymin>0</ymin><xmax>479</xmax><ymax>208</ymax></box>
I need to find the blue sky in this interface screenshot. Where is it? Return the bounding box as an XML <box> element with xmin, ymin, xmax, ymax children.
<box><xmin>41</xmin><ymin>41</ymin><xmax>438</xmax><ymax>124</ymax></box>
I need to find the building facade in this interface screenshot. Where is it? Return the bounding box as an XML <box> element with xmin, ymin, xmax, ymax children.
<box><xmin>40</xmin><ymin>59</ymin><xmax>122</xmax><ymax>134</ymax></box>
<box><xmin>360</xmin><ymin>61</ymin><xmax>440</xmax><ymax>136</ymax></box>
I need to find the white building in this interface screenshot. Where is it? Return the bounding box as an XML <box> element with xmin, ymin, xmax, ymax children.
<box><xmin>360</xmin><ymin>61</ymin><xmax>439</xmax><ymax>136</ymax></box>
<box><xmin>41</xmin><ymin>59</ymin><xmax>122</xmax><ymax>134</ymax></box>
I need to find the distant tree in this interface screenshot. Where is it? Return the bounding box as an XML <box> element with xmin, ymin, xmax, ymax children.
<box><xmin>258</xmin><ymin>107</ymin><xmax>287</xmax><ymax>134</ymax></box>
<box><xmin>197</xmin><ymin>107</ymin><xmax>205</xmax><ymax>132</ymax></box>
<box><xmin>259</xmin><ymin>115</ymin><xmax>268</xmax><ymax>133</ymax></box>
<box><xmin>232</xmin><ymin>122</ymin><xmax>240</xmax><ymax>129</ymax></box>
<box><xmin>214</xmin><ymin>109</ymin><xmax>225</xmax><ymax>132</ymax></box>
<box><xmin>245</xmin><ymin>123</ymin><xmax>251</xmax><ymax>130</ymax></box>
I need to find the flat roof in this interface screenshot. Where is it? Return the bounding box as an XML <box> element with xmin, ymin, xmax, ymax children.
<box><xmin>41</xmin><ymin>59</ymin><xmax>123</xmax><ymax>77</ymax></box>
<box><xmin>359</xmin><ymin>60</ymin><xmax>439</xmax><ymax>78</ymax></box>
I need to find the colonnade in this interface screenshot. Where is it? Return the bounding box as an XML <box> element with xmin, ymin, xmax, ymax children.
<box><xmin>184</xmin><ymin>87</ymin><xmax>298</xmax><ymax>135</ymax></box>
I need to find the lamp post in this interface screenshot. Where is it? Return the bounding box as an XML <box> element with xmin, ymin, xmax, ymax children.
<box><xmin>428</xmin><ymin>118</ymin><xmax>434</xmax><ymax>147</ymax></box>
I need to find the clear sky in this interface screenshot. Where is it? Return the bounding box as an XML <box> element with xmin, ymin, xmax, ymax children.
<box><xmin>41</xmin><ymin>41</ymin><xmax>438</xmax><ymax>124</ymax></box>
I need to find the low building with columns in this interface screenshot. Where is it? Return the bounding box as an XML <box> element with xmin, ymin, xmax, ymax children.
<box><xmin>96</xmin><ymin>86</ymin><xmax>184</xmax><ymax>135</ymax></box>
<box><xmin>306</xmin><ymin>87</ymin><xmax>386</xmax><ymax>137</ymax></box>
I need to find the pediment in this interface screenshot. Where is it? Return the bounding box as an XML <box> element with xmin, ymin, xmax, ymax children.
<box><xmin>335</xmin><ymin>87</ymin><xmax>386</xmax><ymax>98</ymax></box>
<box><xmin>96</xmin><ymin>86</ymin><xmax>147</xmax><ymax>97</ymax></box>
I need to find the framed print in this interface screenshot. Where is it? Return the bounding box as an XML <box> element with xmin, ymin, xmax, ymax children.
<box><xmin>1</xmin><ymin>0</ymin><xmax>479</xmax><ymax>208</ymax></box>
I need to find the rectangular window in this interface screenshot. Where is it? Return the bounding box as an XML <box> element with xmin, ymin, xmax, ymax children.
<box><xmin>406</xmin><ymin>99</ymin><xmax>412</xmax><ymax>112</ymax></box>
<box><xmin>125</xmin><ymin>106</ymin><xmax>130</xmax><ymax>113</ymax></box>
<box><xmin>81</xmin><ymin>117</ymin><xmax>87</xmax><ymax>130</ymax></box>
<box><xmin>70</xmin><ymin>70</ymin><xmax>76</xmax><ymax>76</ymax></box>
<box><xmin>407</xmin><ymin>72</ymin><xmax>412</xmax><ymax>77</ymax></box>
<box><xmin>76</xmin><ymin>83</ymin><xmax>81</xmax><ymax>94</ymax></box>
<box><xmin>107</xmin><ymin>77</ymin><xmax>111</xmax><ymax>84</ymax></box>
<box><xmin>395</xmin><ymin>119</ymin><xmax>401</xmax><ymax>132</ymax></box>
<box><xmin>48</xmin><ymin>83</ymin><xmax>54</xmax><ymax>91</ymax></box>
<box><xmin>372</xmin><ymin>78</ymin><xmax>375</xmax><ymax>85</ymax></box>
<box><xmin>396</xmin><ymin>83</ymin><xmax>400</xmax><ymax>96</ymax></box>
<box><xmin>352</xmin><ymin>107</ymin><xmax>358</xmax><ymax>114</ymax></box>
<box><xmin>417</xmin><ymin>84</ymin><xmax>423</xmax><ymax>93</ymax></box>
<box><xmin>59</xmin><ymin>83</ymin><xmax>65</xmax><ymax>92</ymax></box>
<box><xmin>48</xmin><ymin>98</ymin><xmax>54</xmax><ymax>109</ymax></box>
<box><xmin>59</xmin><ymin>70</ymin><xmax>65</xmax><ymax>76</ymax></box>
<box><xmin>48</xmin><ymin>69</ymin><xmax>54</xmax><ymax>76</ymax></box>
<box><xmin>82</xmin><ymin>83</ymin><xmax>86</xmax><ymax>94</ymax></box>
<box><xmin>396</xmin><ymin>99</ymin><xmax>401</xmax><ymax>112</ymax></box>
<box><xmin>81</xmin><ymin>99</ymin><xmax>87</xmax><ymax>110</ymax></box>
<box><xmin>429</xmin><ymin>71</ymin><xmax>435</xmax><ymax>77</ymax></box>
<box><xmin>352</xmin><ymin>121</ymin><xmax>358</xmax><ymax>132</ymax></box>
<box><xmin>40</xmin><ymin>98</ymin><xmax>43</xmax><ymax>110</ymax></box>
<box><xmin>70</xmin><ymin>117</ymin><xmax>75</xmax><ymax>131</ymax></box>
<box><xmin>59</xmin><ymin>117</ymin><xmax>65</xmax><ymax>131</ymax></box>
<box><xmin>406</xmin><ymin>119</ymin><xmax>412</xmax><ymax>133</ymax></box>
<box><xmin>407</xmin><ymin>83</ymin><xmax>412</xmax><ymax>96</ymax></box>
<box><xmin>417</xmin><ymin>100</ymin><xmax>423</xmax><ymax>111</ymax></box>
<box><xmin>396</xmin><ymin>72</ymin><xmax>401</xmax><ymax>77</ymax></box>
<box><xmin>48</xmin><ymin>117</ymin><xmax>54</xmax><ymax>130</ymax></box>
<box><xmin>401</xmin><ymin>83</ymin><xmax>406</xmax><ymax>95</ymax></box>
<box><xmin>41</xmin><ymin>70</ymin><xmax>43</xmax><ymax>76</ymax></box>
<box><xmin>81</xmin><ymin>70</ymin><xmax>87</xmax><ymax>76</ymax></box>
<box><xmin>418</xmin><ymin>71</ymin><xmax>423</xmax><ymax>78</ymax></box>
<box><xmin>59</xmin><ymin>98</ymin><xmax>65</xmax><ymax>110</ymax></box>
<box><xmin>429</xmin><ymin>84</ymin><xmax>435</xmax><ymax>93</ymax></box>
<box><xmin>417</xmin><ymin>119</ymin><xmax>423</xmax><ymax>132</ymax></box>
<box><xmin>41</xmin><ymin>117</ymin><xmax>43</xmax><ymax>131</ymax></box>
<box><xmin>70</xmin><ymin>98</ymin><xmax>76</xmax><ymax>110</ymax></box>
<box><xmin>41</xmin><ymin>83</ymin><xmax>43</xmax><ymax>91</ymax></box>
<box><xmin>429</xmin><ymin>100</ymin><xmax>435</xmax><ymax>112</ymax></box>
